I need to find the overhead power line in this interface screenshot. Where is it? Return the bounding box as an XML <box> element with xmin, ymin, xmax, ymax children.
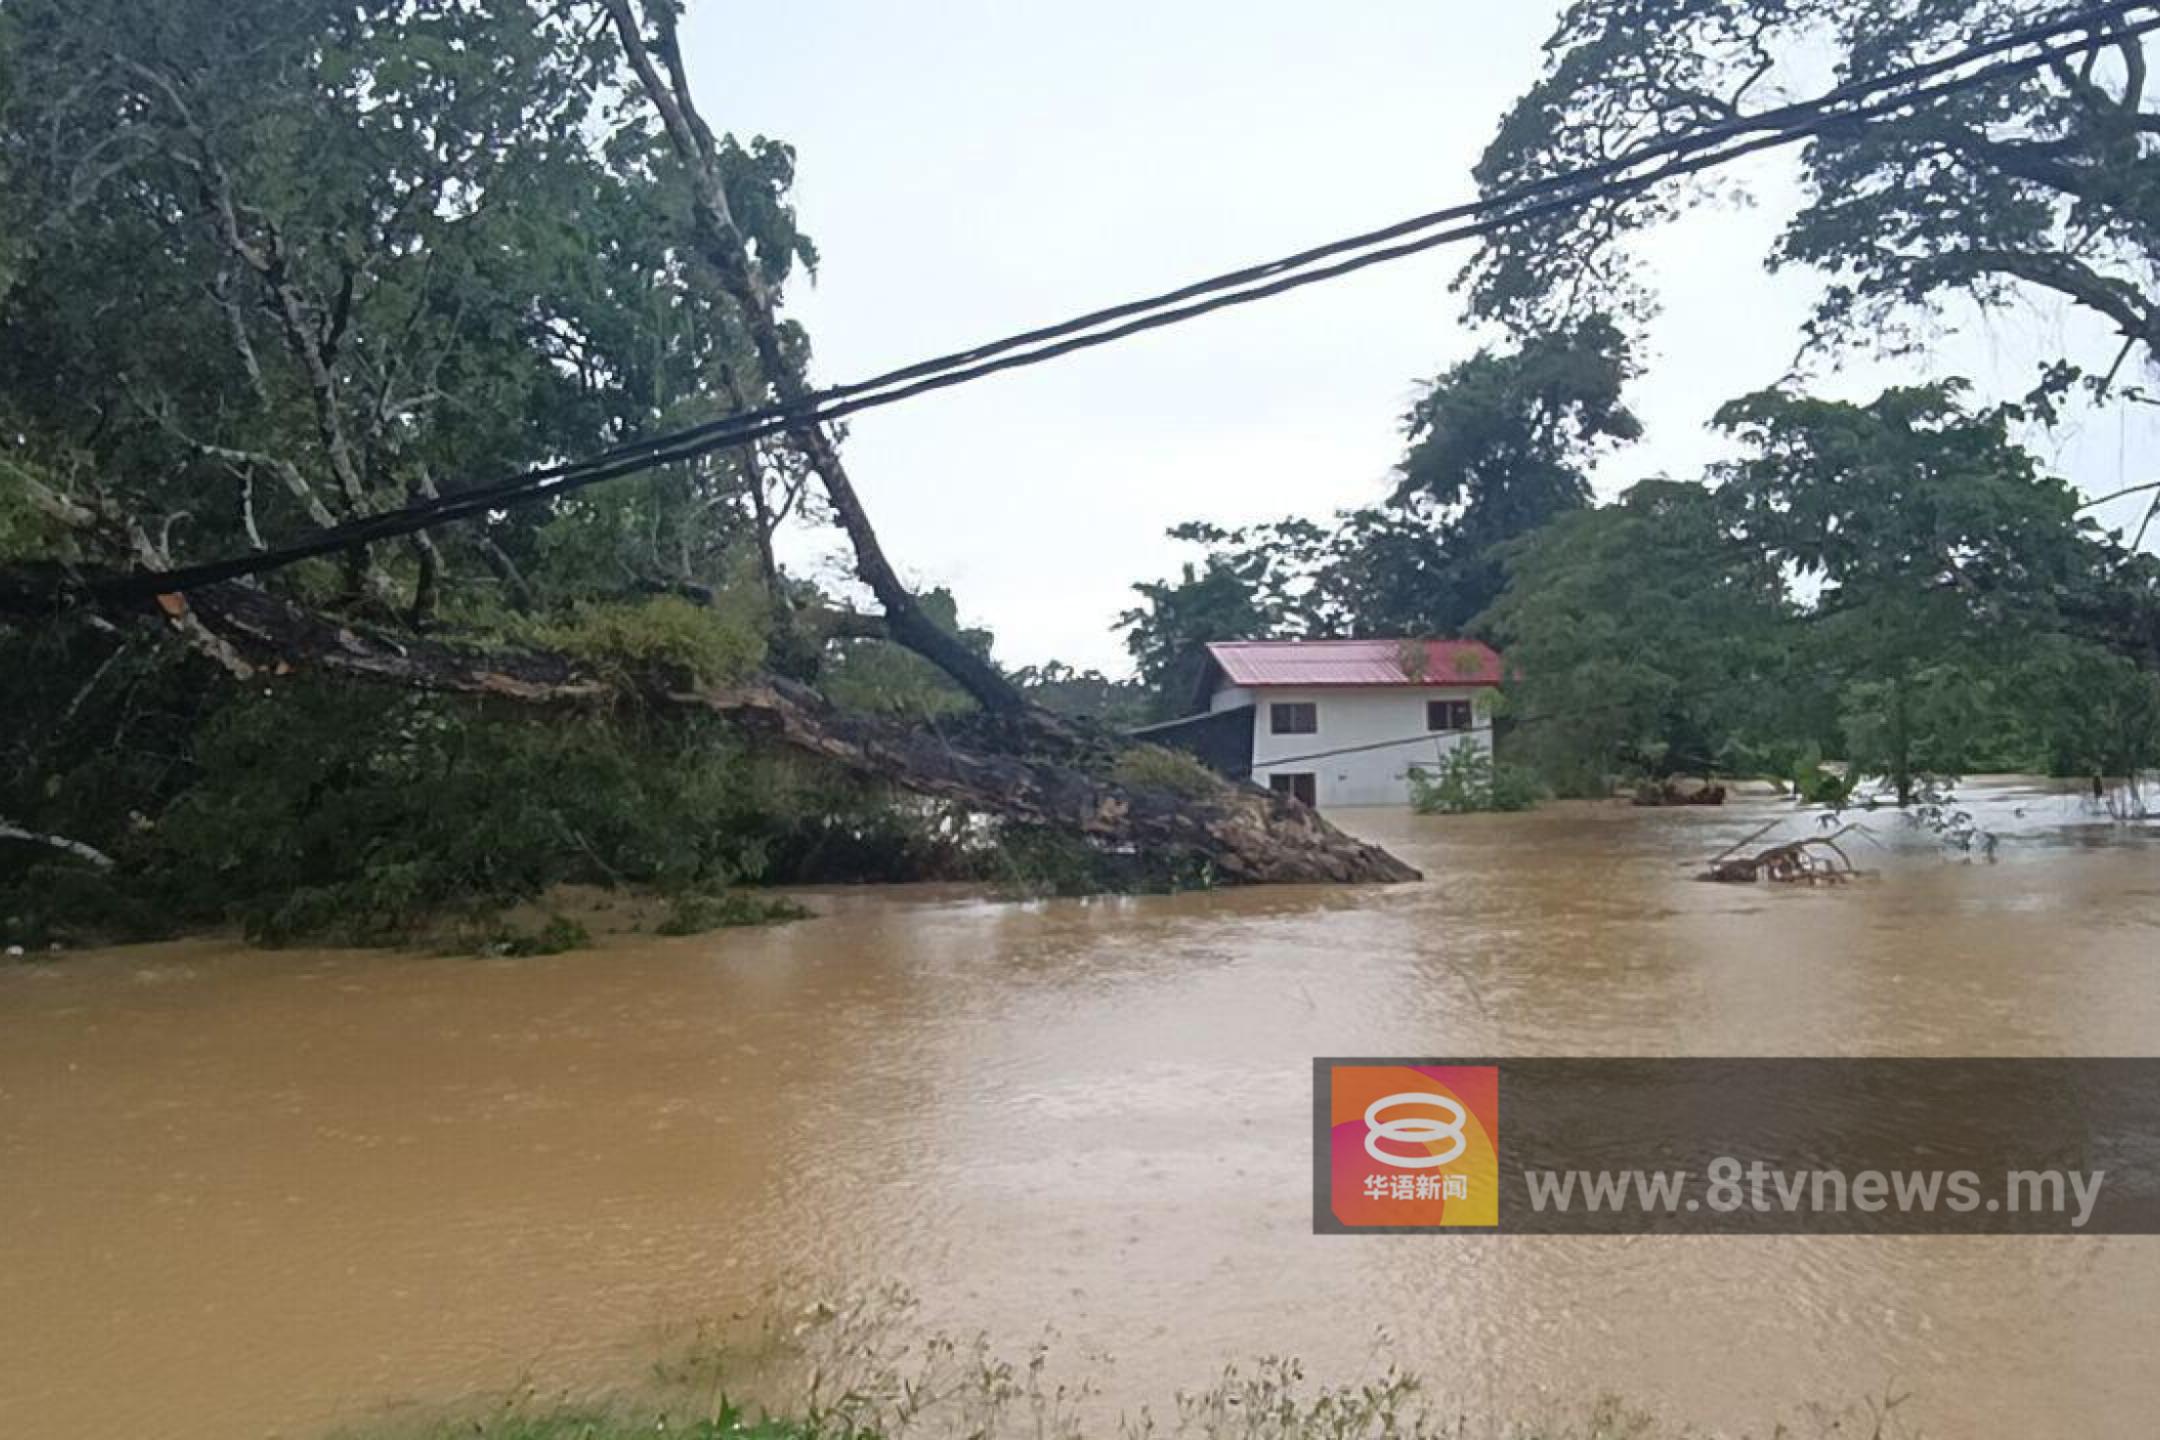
<box><xmin>66</xmin><ymin>0</ymin><xmax>2160</xmax><ymax>605</ymax></box>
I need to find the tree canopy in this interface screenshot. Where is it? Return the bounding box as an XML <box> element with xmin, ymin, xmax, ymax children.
<box><xmin>1464</xmin><ymin>0</ymin><xmax>2160</xmax><ymax>376</ymax></box>
<box><xmin>1119</xmin><ymin>321</ymin><xmax>1638</xmax><ymax>714</ymax></box>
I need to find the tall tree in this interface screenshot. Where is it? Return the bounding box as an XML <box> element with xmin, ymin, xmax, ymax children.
<box><xmin>1479</xmin><ymin>478</ymin><xmax>1796</xmax><ymax>793</ymax></box>
<box><xmin>0</xmin><ymin>0</ymin><xmax>814</xmax><ymax>627</ymax></box>
<box><xmin>1119</xmin><ymin>318</ymin><xmax>1640</xmax><ymax>681</ymax></box>
<box><xmin>1466</xmin><ymin>1</ymin><xmax>2160</xmax><ymax>374</ymax></box>
<box><xmin>0</xmin><ymin>0</ymin><xmax>1423</xmax><ymax>906</ymax></box>
<box><xmin>1387</xmin><ymin>315</ymin><xmax>1640</xmax><ymax>627</ymax></box>
<box><xmin>1714</xmin><ymin>380</ymin><xmax>2102</xmax><ymax>800</ymax></box>
<box><xmin>1118</xmin><ymin>552</ymin><xmax>1289</xmax><ymax>719</ymax></box>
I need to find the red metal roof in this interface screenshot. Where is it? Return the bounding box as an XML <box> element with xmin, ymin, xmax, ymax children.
<box><xmin>1205</xmin><ymin>638</ymin><xmax>1503</xmax><ymax>689</ymax></box>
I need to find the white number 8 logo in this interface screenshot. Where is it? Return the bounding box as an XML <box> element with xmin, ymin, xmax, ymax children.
<box><xmin>1363</xmin><ymin>1092</ymin><xmax>1468</xmax><ymax>1169</ymax></box>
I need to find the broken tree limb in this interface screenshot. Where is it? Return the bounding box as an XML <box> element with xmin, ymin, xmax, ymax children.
<box><xmin>1698</xmin><ymin>823</ymin><xmax>1866</xmax><ymax>884</ymax></box>
<box><xmin>0</xmin><ymin>818</ymin><xmax>115</xmax><ymax>869</ymax></box>
<box><xmin>12</xmin><ymin>577</ymin><xmax>1419</xmax><ymax>886</ymax></box>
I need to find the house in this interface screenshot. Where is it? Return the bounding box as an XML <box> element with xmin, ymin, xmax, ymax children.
<box><xmin>1134</xmin><ymin>638</ymin><xmax>1503</xmax><ymax>807</ymax></box>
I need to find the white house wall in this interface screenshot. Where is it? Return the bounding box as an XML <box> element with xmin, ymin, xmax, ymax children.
<box><xmin>1243</xmin><ymin>686</ymin><xmax>1493</xmax><ymax>807</ymax></box>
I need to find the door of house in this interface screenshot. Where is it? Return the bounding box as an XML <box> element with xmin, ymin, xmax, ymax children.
<box><xmin>1268</xmin><ymin>772</ymin><xmax>1317</xmax><ymax>806</ymax></box>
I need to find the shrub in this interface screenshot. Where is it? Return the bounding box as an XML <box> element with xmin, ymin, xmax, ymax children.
<box><xmin>1786</xmin><ymin>753</ymin><xmax>1857</xmax><ymax>806</ymax></box>
<box><xmin>5</xmin><ymin>676</ymin><xmax>974</xmax><ymax>948</ymax></box>
<box><xmin>655</xmin><ymin>890</ymin><xmax>811</xmax><ymax>936</ymax></box>
<box><xmin>1409</xmin><ymin>745</ymin><xmax>1542</xmax><ymax>814</ymax></box>
<box><xmin>468</xmin><ymin>914</ymin><xmax>592</xmax><ymax>956</ymax></box>
<box><xmin>990</xmin><ymin>823</ymin><xmax>1216</xmax><ymax>896</ymax></box>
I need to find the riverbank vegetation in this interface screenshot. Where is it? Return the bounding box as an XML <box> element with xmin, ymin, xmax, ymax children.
<box><xmin>1409</xmin><ymin>746</ymin><xmax>1544</xmax><ymax>815</ymax></box>
<box><xmin>1127</xmin><ymin>368</ymin><xmax>2160</xmax><ymax>808</ymax></box>
<box><xmin>325</xmin><ymin>1285</ymin><xmax>1905</xmax><ymax>1440</ymax></box>
<box><xmin>338</xmin><ymin>1391</ymin><xmax>1683</xmax><ymax>1440</ymax></box>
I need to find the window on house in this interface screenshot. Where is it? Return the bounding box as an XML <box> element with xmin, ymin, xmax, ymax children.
<box><xmin>1268</xmin><ymin>772</ymin><xmax>1317</xmax><ymax>806</ymax></box>
<box><xmin>1427</xmin><ymin>699</ymin><xmax>1474</xmax><ymax>732</ymax></box>
<box><xmin>1269</xmin><ymin>702</ymin><xmax>1317</xmax><ymax>735</ymax></box>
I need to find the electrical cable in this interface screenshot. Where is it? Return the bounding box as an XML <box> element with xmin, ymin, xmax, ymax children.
<box><xmin>61</xmin><ymin>0</ymin><xmax>2160</xmax><ymax>605</ymax></box>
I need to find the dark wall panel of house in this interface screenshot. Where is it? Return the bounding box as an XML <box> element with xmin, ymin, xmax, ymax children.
<box><xmin>1128</xmin><ymin>704</ymin><xmax>1256</xmax><ymax>779</ymax></box>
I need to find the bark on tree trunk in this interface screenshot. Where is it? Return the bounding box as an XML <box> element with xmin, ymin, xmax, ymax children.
<box><xmin>598</xmin><ymin>0</ymin><xmax>1027</xmax><ymax>716</ymax></box>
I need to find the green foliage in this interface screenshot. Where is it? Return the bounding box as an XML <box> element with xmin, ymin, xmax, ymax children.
<box><xmin>1456</xmin><ymin>4</ymin><xmax>2160</xmax><ymax>806</ymax></box>
<box><xmin>818</xmin><ymin>641</ymin><xmax>974</xmax><ymax>719</ymax></box>
<box><xmin>655</xmin><ymin>890</ymin><xmax>811</xmax><ymax>936</ymax></box>
<box><xmin>1009</xmin><ymin>660</ymin><xmax>1151</xmax><ymax>725</ymax></box>
<box><xmin>1714</xmin><ymin>382</ymin><xmax>2092</xmax><ymax>606</ymax></box>
<box><xmin>0</xmin><ymin>0</ymin><xmax>832</xmax><ymax>631</ymax></box>
<box><xmin>1385</xmin><ymin>317</ymin><xmax>1640</xmax><ymax>627</ymax></box>
<box><xmin>1482</xmin><ymin>478</ymin><xmax>1796</xmax><ymax>795</ymax></box>
<box><xmin>0</xmin><ymin>0</ymin><xmax>1271</xmax><ymax>953</ymax></box>
<box><xmin>1482</xmin><ymin>384</ymin><xmax>2138</xmax><ymax>800</ymax></box>
<box><xmin>2017</xmin><ymin>633</ymin><xmax>2160</xmax><ymax>781</ymax></box>
<box><xmin>0</xmin><ymin>457</ymin><xmax>72</xmax><ymax>562</ymax></box>
<box><xmin>1716</xmin><ymin>381</ymin><xmax>2100</xmax><ymax>800</ymax></box>
<box><xmin>528</xmin><ymin>593</ymin><xmax>766</xmax><ymax>689</ymax></box>
<box><xmin>1409</xmin><ymin>745</ymin><xmax>1543</xmax><ymax>814</ymax></box>
<box><xmin>1119</xmin><ymin>323</ymin><xmax>1640</xmax><ymax>719</ymax></box>
<box><xmin>0</xmin><ymin>667</ymin><xmax>980</xmax><ymax>948</ymax></box>
<box><xmin>1466</xmin><ymin>0</ymin><xmax>2160</xmax><ymax>363</ymax></box>
<box><xmin>988</xmin><ymin>824</ymin><xmax>1217</xmax><ymax>897</ymax></box>
<box><xmin>331</xmin><ymin>1407</ymin><xmax>818</xmax><ymax>1440</ymax></box>
<box><xmin>152</xmin><ymin>683</ymin><xmax>770</xmax><ymax>945</ymax></box>
<box><xmin>1784</xmin><ymin>750</ymin><xmax>1857</xmax><ymax>807</ymax></box>
<box><xmin>819</xmin><ymin>589</ymin><xmax>992</xmax><ymax>719</ymax></box>
<box><xmin>474</xmin><ymin>914</ymin><xmax>592</xmax><ymax>957</ymax></box>
<box><xmin>1109</xmin><ymin>744</ymin><xmax>1224</xmax><ymax>800</ymax></box>
<box><xmin>1118</xmin><ymin>552</ymin><xmax>1287</xmax><ymax>720</ymax></box>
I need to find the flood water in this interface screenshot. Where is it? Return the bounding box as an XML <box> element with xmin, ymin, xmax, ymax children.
<box><xmin>3</xmin><ymin>782</ymin><xmax>2158</xmax><ymax>1437</ymax></box>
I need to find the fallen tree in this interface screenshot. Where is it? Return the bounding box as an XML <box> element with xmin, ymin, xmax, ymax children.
<box><xmin>0</xmin><ymin>2</ymin><xmax>1422</xmax><ymax>897</ymax></box>
<box><xmin>4</xmin><ymin>573</ymin><xmax>1419</xmax><ymax>887</ymax></box>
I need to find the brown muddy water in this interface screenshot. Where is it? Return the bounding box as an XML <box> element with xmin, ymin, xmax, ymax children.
<box><xmin>2</xmin><ymin>782</ymin><xmax>2157</xmax><ymax>1438</ymax></box>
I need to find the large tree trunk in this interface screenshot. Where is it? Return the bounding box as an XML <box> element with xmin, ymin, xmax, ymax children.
<box><xmin>38</xmin><ymin>579</ymin><xmax>1417</xmax><ymax>886</ymax></box>
<box><xmin>598</xmin><ymin>0</ymin><xmax>1026</xmax><ymax>716</ymax></box>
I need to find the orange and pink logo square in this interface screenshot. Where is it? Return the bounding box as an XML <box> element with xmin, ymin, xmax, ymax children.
<box><xmin>1326</xmin><ymin>1064</ymin><xmax>1500</xmax><ymax>1228</ymax></box>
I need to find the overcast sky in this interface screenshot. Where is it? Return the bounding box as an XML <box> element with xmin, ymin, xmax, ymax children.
<box><xmin>685</xmin><ymin>0</ymin><xmax>2160</xmax><ymax>675</ymax></box>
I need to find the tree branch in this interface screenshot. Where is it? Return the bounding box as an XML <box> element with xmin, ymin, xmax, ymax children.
<box><xmin>1927</xmin><ymin>246</ymin><xmax>2158</xmax><ymax>347</ymax></box>
<box><xmin>596</xmin><ymin>0</ymin><xmax>1026</xmax><ymax>715</ymax></box>
<box><xmin>0</xmin><ymin>819</ymin><xmax>115</xmax><ymax>870</ymax></box>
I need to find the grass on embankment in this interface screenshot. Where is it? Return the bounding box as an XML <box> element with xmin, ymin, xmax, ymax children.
<box><xmin>349</xmin><ymin>1408</ymin><xmax>813</xmax><ymax>1440</ymax></box>
<box><xmin>326</xmin><ymin>1290</ymin><xmax>1913</xmax><ymax>1440</ymax></box>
